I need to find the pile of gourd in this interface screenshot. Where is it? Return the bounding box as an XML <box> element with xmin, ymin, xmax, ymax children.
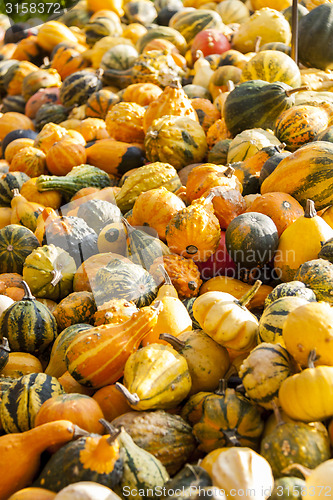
<box><xmin>1</xmin><ymin>0</ymin><xmax>333</xmax><ymax>497</ymax></box>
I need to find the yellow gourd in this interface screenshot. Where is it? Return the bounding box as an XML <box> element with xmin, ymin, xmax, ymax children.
<box><xmin>193</xmin><ymin>280</ymin><xmax>261</xmax><ymax>352</ymax></box>
<box><xmin>211</xmin><ymin>447</ymin><xmax>274</xmax><ymax>500</ymax></box>
<box><xmin>141</xmin><ymin>266</ymin><xmax>192</xmax><ymax>346</ymax></box>
<box><xmin>274</xmin><ymin>199</ymin><xmax>333</xmax><ymax>282</ymax></box>
<box><xmin>10</xmin><ymin>189</ymin><xmax>46</xmax><ymax>232</ymax></box>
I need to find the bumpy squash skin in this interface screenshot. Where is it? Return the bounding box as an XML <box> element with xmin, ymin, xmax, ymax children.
<box><xmin>53</xmin><ymin>292</ymin><xmax>97</xmax><ymax>331</ymax></box>
<box><xmin>260</xmin><ymin>421</ymin><xmax>331</xmax><ymax>478</ymax></box>
<box><xmin>294</xmin><ymin>258</ymin><xmax>333</xmax><ymax>303</ymax></box>
<box><xmin>264</xmin><ymin>280</ymin><xmax>317</xmax><ymax>307</ymax></box>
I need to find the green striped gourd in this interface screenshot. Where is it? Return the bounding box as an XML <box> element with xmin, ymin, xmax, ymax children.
<box><xmin>240</xmin><ymin>51</ymin><xmax>301</xmax><ymax>88</ymax></box>
<box><xmin>0</xmin><ymin>281</ymin><xmax>57</xmax><ymax>355</ymax></box>
<box><xmin>0</xmin><ymin>224</ymin><xmax>39</xmax><ymax>274</ymax></box>
<box><xmin>191</xmin><ymin>380</ymin><xmax>264</xmax><ymax>452</ymax></box>
<box><xmin>34</xmin><ymin>426</ymin><xmax>124</xmax><ymax>492</ymax></box>
<box><xmin>0</xmin><ymin>59</ymin><xmax>18</xmax><ymax>94</ymax></box>
<box><xmin>0</xmin><ymin>338</ymin><xmax>10</xmax><ymax>372</ymax></box>
<box><xmin>264</xmin><ymin>281</ymin><xmax>317</xmax><ymax>308</ymax></box>
<box><xmin>0</xmin><ymin>172</ymin><xmax>30</xmax><ymax>207</ymax></box>
<box><xmin>86</xmin><ymin>89</ymin><xmax>120</xmax><ymax>119</ymax></box>
<box><xmin>45</xmin><ymin>323</ymin><xmax>92</xmax><ymax>378</ymax></box>
<box><xmin>122</xmin><ymin>218</ymin><xmax>170</xmax><ymax>271</ymax></box>
<box><xmin>169</xmin><ymin>9</ymin><xmax>224</xmax><ymax>44</ymax></box>
<box><xmin>135</xmin><ymin>26</ymin><xmax>187</xmax><ymax>55</ymax></box>
<box><xmin>223</xmin><ymin>80</ymin><xmax>303</xmax><ymax>137</ymax></box>
<box><xmin>93</xmin><ymin>258</ymin><xmax>158</xmax><ymax>308</ymax></box>
<box><xmin>239</xmin><ymin>343</ymin><xmax>293</xmax><ymax>408</ymax></box>
<box><xmin>258</xmin><ymin>296</ymin><xmax>309</xmax><ymax>344</ymax></box>
<box><xmin>101</xmin><ymin>45</ymin><xmax>139</xmax><ymax>71</ymax></box>
<box><xmin>260</xmin><ymin>141</ymin><xmax>333</xmax><ymax>210</ymax></box>
<box><xmin>216</xmin><ymin>0</ymin><xmax>250</xmax><ymax>24</ymax></box>
<box><xmin>59</xmin><ymin>70</ymin><xmax>103</xmax><ymax>108</ymax></box>
<box><xmin>85</xmin><ymin>16</ymin><xmax>122</xmax><ymax>46</ymax></box>
<box><xmin>227</xmin><ymin>128</ymin><xmax>281</xmax><ymax>164</ymax></box>
<box><xmin>1</xmin><ymin>95</ymin><xmax>26</xmax><ymax>114</ymax></box>
<box><xmin>0</xmin><ymin>372</ymin><xmax>64</xmax><ymax>433</ymax></box>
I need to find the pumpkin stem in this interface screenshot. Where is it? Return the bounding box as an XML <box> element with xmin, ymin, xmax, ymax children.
<box><xmin>121</xmin><ymin>217</ymin><xmax>132</xmax><ymax>235</ymax></box>
<box><xmin>281</xmin><ymin>463</ymin><xmax>312</xmax><ymax>478</ymax></box>
<box><xmin>223</xmin><ymin>429</ymin><xmax>242</xmax><ymax>447</ymax></box>
<box><xmin>223</xmin><ymin>166</ymin><xmax>235</xmax><ymax>178</ymax></box>
<box><xmin>11</xmin><ymin>188</ymin><xmax>20</xmax><ymax>198</ymax></box>
<box><xmin>159</xmin><ymin>333</ymin><xmax>186</xmax><ymax>350</ymax></box>
<box><xmin>215</xmin><ymin>378</ymin><xmax>227</xmax><ymax>396</ymax></box>
<box><xmin>254</xmin><ymin>35</ymin><xmax>262</xmax><ymax>53</ymax></box>
<box><xmin>284</xmin><ymin>85</ymin><xmax>309</xmax><ymax>97</ymax></box>
<box><xmin>277</xmin><ymin>143</ymin><xmax>286</xmax><ymax>152</ymax></box>
<box><xmin>0</xmin><ymin>337</ymin><xmax>10</xmax><ymax>353</ymax></box>
<box><xmin>72</xmin><ymin>425</ymin><xmax>91</xmax><ymax>439</ymax></box>
<box><xmin>21</xmin><ymin>280</ymin><xmax>35</xmax><ymax>301</ymax></box>
<box><xmin>99</xmin><ymin>419</ymin><xmax>122</xmax><ymax>443</ymax></box>
<box><xmin>51</xmin><ymin>269</ymin><xmax>62</xmax><ymax>287</ymax></box>
<box><xmin>271</xmin><ymin>398</ymin><xmax>285</xmax><ymax>426</ymax></box>
<box><xmin>307</xmin><ymin>349</ymin><xmax>318</xmax><ymax>368</ymax></box>
<box><xmin>115</xmin><ymin>382</ymin><xmax>140</xmax><ymax>406</ymax></box>
<box><xmin>151</xmin><ymin>300</ymin><xmax>163</xmax><ymax>313</ymax></box>
<box><xmin>304</xmin><ymin>199</ymin><xmax>316</xmax><ymax>218</ymax></box>
<box><xmin>237</xmin><ymin>280</ymin><xmax>262</xmax><ymax>308</ymax></box>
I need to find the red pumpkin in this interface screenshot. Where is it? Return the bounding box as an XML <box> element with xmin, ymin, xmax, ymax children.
<box><xmin>191</xmin><ymin>29</ymin><xmax>231</xmax><ymax>61</ymax></box>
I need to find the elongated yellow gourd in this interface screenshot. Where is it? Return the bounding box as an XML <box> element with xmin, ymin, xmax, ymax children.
<box><xmin>11</xmin><ymin>189</ymin><xmax>46</xmax><ymax>232</ymax></box>
<box><xmin>274</xmin><ymin>199</ymin><xmax>333</xmax><ymax>282</ymax></box>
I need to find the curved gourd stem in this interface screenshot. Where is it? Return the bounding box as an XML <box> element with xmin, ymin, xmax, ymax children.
<box><xmin>281</xmin><ymin>463</ymin><xmax>312</xmax><ymax>478</ymax></box>
<box><xmin>271</xmin><ymin>398</ymin><xmax>284</xmax><ymax>427</ymax></box>
<box><xmin>11</xmin><ymin>188</ymin><xmax>20</xmax><ymax>197</ymax></box>
<box><xmin>307</xmin><ymin>349</ymin><xmax>318</xmax><ymax>368</ymax></box>
<box><xmin>159</xmin><ymin>333</ymin><xmax>185</xmax><ymax>350</ymax></box>
<box><xmin>223</xmin><ymin>429</ymin><xmax>242</xmax><ymax>447</ymax></box>
<box><xmin>121</xmin><ymin>216</ymin><xmax>133</xmax><ymax>236</ymax></box>
<box><xmin>157</xmin><ymin>264</ymin><xmax>172</xmax><ymax>286</ymax></box>
<box><xmin>284</xmin><ymin>85</ymin><xmax>308</xmax><ymax>97</ymax></box>
<box><xmin>73</xmin><ymin>426</ymin><xmax>91</xmax><ymax>438</ymax></box>
<box><xmin>51</xmin><ymin>270</ymin><xmax>62</xmax><ymax>287</ymax></box>
<box><xmin>99</xmin><ymin>418</ymin><xmax>122</xmax><ymax>444</ymax></box>
<box><xmin>304</xmin><ymin>199</ymin><xmax>316</xmax><ymax>218</ymax></box>
<box><xmin>21</xmin><ymin>280</ymin><xmax>35</xmax><ymax>301</ymax></box>
<box><xmin>115</xmin><ymin>382</ymin><xmax>140</xmax><ymax>406</ymax></box>
<box><xmin>215</xmin><ymin>378</ymin><xmax>227</xmax><ymax>396</ymax></box>
<box><xmin>254</xmin><ymin>36</ymin><xmax>262</xmax><ymax>53</ymax></box>
<box><xmin>237</xmin><ymin>280</ymin><xmax>262</xmax><ymax>308</ymax></box>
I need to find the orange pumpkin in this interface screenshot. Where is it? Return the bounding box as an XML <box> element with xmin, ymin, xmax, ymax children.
<box><xmin>131</xmin><ymin>187</ymin><xmax>186</xmax><ymax>241</ymax></box>
<box><xmin>122</xmin><ymin>82</ymin><xmax>163</xmax><ymax>106</ymax></box>
<box><xmin>45</xmin><ymin>137</ymin><xmax>87</xmax><ymax>175</ymax></box>
<box><xmin>93</xmin><ymin>384</ymin><xmax>132</xmax><ymax>422</ymax></box>
<box><xmin>35</xmin><ymin>393</ymin><xmax>105</xmax><ymax>434</ymax></box>
<box><xmin>245</xmin><ymin>192</ymin><xmax>305</xmax><ymax>236</ymax></box>
<box><xmin>122</xmin><ymin>23</ymin><xmax>148</xmax><ymax>43</ymax></box>
<box><xmin>186</xmin><ymin>164</ymin><xmax>242</xmax><ymax>204</ymax></box>
<box><xmin>7</xmin><ymin>487</ymin><xmax>56</xmax><ymax>500</ymax></box>
<box><xmin>1</xmin><ymin>352</ymin><xmax>43</xmax><ymax>378</ymax></box>
<box><xmin>9</xmin><ymin>147</ymin><xmax>47</xmax><ymax>177</ymax></box>
<box><xmin>4</xmin><ymin>138</ymin><xmax>35</xmax><ymax>164</ymax></box>
<box><xmin>53</xmin><ymin>291</ymin><xmax>97</xmax><ymax>331</ymax></box>
<box><xmin>0</xmin><ymin>273</ymin><xmax>24</xmax><ymax>296</ymax></box>
<box><xmin>86</xmin><ymin>89</ymin><xmax>120</xmax><ymax>119</ymax></box>
<box><xmin>12</xmin><ymin>36</ymin><xmax>45</xmax><ymax>63</ymax></box>
<box><xmin>191</xmin><ymin>98</ymin><xmax>221</xmax><ymax>133</ymax></box>
<box><xmin>0</xmin><ymin>113</ymin><xmax>34</xmax><ymax>141</ymax></box>
<box><xmin>33</xmin><ymin>123</ymin><xmax>68</xmax><ymax>153</ymax></box>
<box><xmin>206</xmin><ymin>118</ymin><xmax>233</xmax><ymax>148</ymax></box>
<box><xmin>75</xmin><ymin>118</ymin><xmax>109</xmax><ymax>142</ymax></box>
<box><xmin>106</xmin><ymin>102</ymin><xmax>146</xmax><ymax>143</ymax></box>
<box><xmin>5</xmin><ymin>61</ymin><xmax>39</xmax><ymax>96</ymax></box>
<box><xmin>57</xmin><ymin>371</ymin><xmax>95</xmax><ymax>396</ymax></box>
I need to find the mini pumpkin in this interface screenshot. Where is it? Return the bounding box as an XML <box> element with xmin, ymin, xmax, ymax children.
<box><xmin>105</xmin><ymin>102</ymin><xmax>146</xmax><ymax>143</ymax></box>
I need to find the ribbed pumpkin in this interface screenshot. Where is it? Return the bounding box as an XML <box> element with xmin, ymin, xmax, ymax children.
<box><xmin>92</xmin><ymin>258</ymin><xmax>158</xmax><ymax>308</ymax></box>
<box><xmin>1</xmin><ymin>352</ymin><xmax>43</xmax><ymax>379</ymax></box>
<box><xmin>0</xmin><ymin>280</ymin><xmax>57</xmax><ymax>355</ymax></box>
<box><xmin>189</xmin><ymin>380</ymin><xmax>264</xmax><ymax>452</ymax></box>
<box><xmin>36</xmin><ymin>21</ymin><xmax>79</xmax><ymax>52</ymax></box>
<box><xmin>295</xmin><ymin>259</ymin><xmax>333</xmax><ymax>303</ymax></box>
<box><xmin>85</xmin><ymin>15</ymin><xmax>122</xmax><ymax>46</ymax></box>
<box><xmin>143</xmin><ymin>84</ymin><xmax>199</xmax><ymax>134</ymax></box>
<box><xmin>165</xmin><ymin>195</ymin><xmax>221</xmax><ymax>262</ymax></box>
<box><xmin>0</xmin><ymin>373</ymin><xmax>64</xmax><ymax>433</ymax></box>
<box><xmin>45</xmin><ymin>137</ymin><xmax>87</xmax><ymax>176</ymax></box>
<box><xmin>9</xmin><ymin>147</ymin><xmax>47</xmax><ymax>177</ymax></box>
<box><xmin>264</xmin><ymin>280</ymin><xmax>317</xmax><ymax>308</ymax></box>
<box><xmin>5</xmin><ymin>138</ymin><xmax>34</xmax><ymax>164</ymax></box>
<box><xmin>240</xmin><ymin>51</ymin><xmax>301</xmax><ymax>88</ymax></box>
<box><xmin>60</xmin><ymin>70</ymin><xmax>103</xmax><ymax>108</ymax></box>
<box><xmin>227</xmin><ymin>128</ymin><xmax>281</xmax><ymax>164</ymax></box>
<box><xmin>122</xmin><ymin>83</ymin><xmax>163</xmax><ymax>106</ymax></box>
<box><xmin>3</xmin><ymin>61</ymin><xmax>39</xmax><ymax>96</ymax></box>
<box><xmin>33</xmin><ymin>122</ymin><xmax>68</xmax><ymax>154</ymax></box>
<box><xmin>169</xmin><ymin>9</ymin><xmax>224</xmax><ymax>44</ymax></box>
<box><xmin>275</xmin><ymin>104</ymin><xmax>333</xmax><ymax>151</ymax></box>
<box><xmin>21</xmin><ymin>69</ymin><xmax>62</xmax><ymax>102</ymax></box>
<box><xmin>51</xmin><ymin>46</ymin><xmax>89</xmax><ymax>80</ymax></box>
<box><xmin>53</xmin><ymin>291</ymin><xmax>97</xmax><ymax>331</ymax></box>
<box><xmin>186</xmin><ymin>164</ymin><xmax>242</xmax><ymax>204</ymax></box>
<box><xmin>0</xmin><ymin>224</ymin><xmax>39</xmax><ymax>274</ymax></box>
<box><xmin>145</xmin><ymin>115</ymin><xmax>207</xmax><ymax>170</ymax></box>
<box><xmin>131</xmin><ymin>187</ymin><xmax>186</xmax><ymax>241</ymax></box>
<box><xmin>0</xmin><ymin>113</ymin><xmax>34</xmax><ymax>142</ymax></box>
<box><xmin>86</xmin><ymin>89</ymin><xmax>120</xmax><ymax>119</ymax></box>
<box><xmin>12</xmin><ymin>35</ymin><xmax>46</xmax><ymax>65</ymax></box>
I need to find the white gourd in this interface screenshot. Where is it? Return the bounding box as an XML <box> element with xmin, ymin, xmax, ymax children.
<box><xmin>192</xmin><ymin>51</ymin><xmax>215</xmax><ymax>89</ymax></box>
<box><xmin>0</xmin><ymin>295</ymin><xmax>14</xmax><ymax>317</ymax></box>
<box><xmin>54</xmin><ymin>481</ymin><xmax>122</xmax><ymax>500</ymax></box>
